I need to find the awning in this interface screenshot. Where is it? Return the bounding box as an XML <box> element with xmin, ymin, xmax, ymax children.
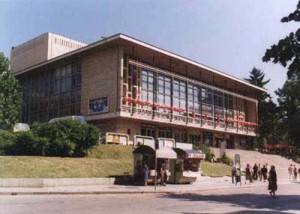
<box><xmin>156</xmin><ymin>147</ymin><xmax>177</xmax><ymax>159</ymax></box>
<box><xmin>184</xmin><ymin>149</ymin><xmax>206</xmax><ymax>159</ymax></box>
<box><xmin>174</xmin><ymin>148</ymin><xmax>206</xmax><ymax>159</ymax></box>
<box><xmin>133</xmin><ymin>145</ymin><xmax>177</xmax><ymax>159</ymax></box>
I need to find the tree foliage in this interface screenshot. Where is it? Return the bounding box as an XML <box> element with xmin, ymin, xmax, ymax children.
<box><xmin>262</xmin><ymin>1</ymin><xmax>300</xmax><ymax>80</ymax></box>
<box><xmin>0</xmin><ymin>52</ymin><xmax>22</xmax><ymax>130</ymax></box>
<box><xmin>0</xmin><ymin>120</ymin><xmax>99</xmax><ymax>157</ymax></box>
<box><xmin>244</xmin><ymin>67</ymin><xmax>270</xmax><ymax>88</ymax></box>
<box><xmin>31</xmin><ymin>120</ymin><xmax>99</xmax><ymax>157</ymax></box>
<box><xmin>244</xmin><ymin>68</ymin><xmax>279</xmax><ymax>145</ymax></box>
<box><xmin>262</xmin><ymin>1</ymin><xmax>300</xmax><ymax>147</ymax></box>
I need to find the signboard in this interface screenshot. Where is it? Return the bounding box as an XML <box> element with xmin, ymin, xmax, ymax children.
<box><xmin>89</xmin><ymin>97</ymin><xmax>108</xmax><ymax>114</ymax></box>
<box><xmin>234</xmin><ymin>154</ymin><xmax>240</xmax><ymax>168</ymax></box>
<box><xmin>220</xmin><ymin>140</ymin><xmax>226</xmax><ymax>157</ymax></box>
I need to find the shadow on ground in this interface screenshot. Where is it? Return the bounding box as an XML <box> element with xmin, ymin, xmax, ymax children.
<box><xmin>160</xmin><ymin>192</ymin><xmax>300</xmax><ymax>213</ymax></box>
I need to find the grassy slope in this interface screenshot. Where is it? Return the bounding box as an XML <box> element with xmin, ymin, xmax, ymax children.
<box><xmin>201</xmin><ymin>161</ymin><xmax>231</xmax><ymax>177</ymax></box>
<box><xmin>0</xmin><ymin>145</ymin><xmax>230</xmax><ymax>178</ymax></box>
<box><xmin>0</xmin><ymin>145</ymin><xmax>133</xmax><ymax>178</ymax></box>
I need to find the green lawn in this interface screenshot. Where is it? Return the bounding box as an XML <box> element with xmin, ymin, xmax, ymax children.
<box><xmin>201</xmin><ymin>161</ymin><xmax>231</xmax><ymax>177</ymax></box>
<box><xmin>0</xmin><ymin>145</ymin><xmax>231</xmax><ymax>178</ymax></box>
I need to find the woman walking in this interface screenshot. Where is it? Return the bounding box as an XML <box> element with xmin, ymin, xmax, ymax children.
<box><xmin>268</xmin><ymin>165</ymin><xmax>277</xmax><ymax>197</ymax></box>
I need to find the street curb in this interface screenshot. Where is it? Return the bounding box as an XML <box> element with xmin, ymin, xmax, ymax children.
<box><xmin>0</xmin><ymin>181</ymin><xmax>293</xmax><ymax>196</ymax></box>
<box><xmin>0</xmin><ymin>183</ymin><xmax>288</xmax><ymax>196</ymax></box>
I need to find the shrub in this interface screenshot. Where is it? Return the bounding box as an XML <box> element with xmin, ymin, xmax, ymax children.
<box><xmin>220</xmin><ymin>152</ymin><xmax>233</xmax><ymax>165</ymax></box>
<box><xmin>31</xmin><ymin>120</ymin><xmax>99</xmax><ymax>157</ymax></box>
<box><xmin>197</xmin><ymin>144</ymin><xmax>215</xmax><ymax>162</ymax></box>
<box><xmin>14</xmin><ymin>131</ymin><xmax>40</xmax><ymax>155</ymax></box>
<box><xmin>0</xmin><ymin>130</ymin><xmax>16</xmax><ymax>155</ymax></box>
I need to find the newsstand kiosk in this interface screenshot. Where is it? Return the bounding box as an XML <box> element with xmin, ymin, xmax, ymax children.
<box><xmin>169</xmin><ymin>143</ymin><xmax>206</xmax><ymax>184</ymax></box>
<box><xmin>132</xmin><ymin>136</ymin><xmax>177</xmax><ymax>184</ymax></box>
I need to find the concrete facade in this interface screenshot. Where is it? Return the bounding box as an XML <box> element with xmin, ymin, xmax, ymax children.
<box><xmin>11</xmin><ymin>32</ymin><xmax>86</xmax><ymax>74</ymax></box>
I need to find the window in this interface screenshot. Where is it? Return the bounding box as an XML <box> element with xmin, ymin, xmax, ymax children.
<box><xmin>158</xmin><ymin>129</ymin><xmax>172</xmax><ymax>138</ymax></box>
<box><xmin>189</xmin><ymin>134</ymin><xmax>201</xmax><ymax>144</ymax></box>
<box><xmin>175</xmin><ymin>132</ymin><xmax>187</xmax><ymax>143</ymax></box>
<box><xmin>18</xmin><ymin>63</ymin><xmax>82</xmax><ymax>124</ymax></box>
<box><xmin>188</xmin><ymin>84</ymin><xmax>201</xmax><ymax>115</ymax></box>
<box><xmin>173</xmin><ymin>79</ymin><xmax>186</xmax><ymax>114</ymax></box>
<box><xmin>157</xmin><ymin>75</ymin><xmax>171</xmax><ymax>111</ymax></box>
<box><xmin>141</xmin><ymin>127</ymin><xmax>155</xmax><ymax>138</ymax></box>
<box><xmin>141</xmin><ymin>69</ymin><xmax>154</xmax><ymax>102</ymax></box>
<box><xmin>201</xmin><ymin>87</ymin><xmax>213</xmax><ymax>117</ymax></box>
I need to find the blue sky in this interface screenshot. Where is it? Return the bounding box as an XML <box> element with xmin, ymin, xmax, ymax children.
<box><xmin>1</xmin><ymin>0</ymin><xmax>299</xmax><ymax>99</ymax></box>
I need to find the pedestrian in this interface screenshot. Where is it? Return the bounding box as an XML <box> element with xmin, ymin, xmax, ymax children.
<box><xmin>268</xmin><ymin>165</ymin><xmax>277</xmax><ymax>197</ymax></box>
<box><xmin>253</xmin><ymin>164</ymin><xmax>258</xmax><ymax>180</ymax></box>
<box><xmin>143</xmin><ymin>164</ymin><xmax>149</xmax><ymax>186</ymax></box>
<box><xmin>294</xmin><ymin>166</ymin><xmax>298</xmax><ymax>182</ymax></box>
<box><xmin>291</xmin><ymin>164</ymin><xmax>295</xmax><ymax>181</ymax></box>
<box><xmin>159</xmin><ymin>166</ymin><xmax>165</xmax><ymax>185</ymax></box>
<box><xmin>235</xmin><ymin>167</ymin><xmax>241</xmax><ymax>186</ymax></box>
<box><xmin>261</xmin><ymin>165</ymin><xmax>268</xmax><ymax>182</ymax></box>
<box><xmin>258</xmin><ymin>163</ymin><xmax>262</xmax><ymax>181</ymax></box>
<box><xmin>231</xmin><ymin>164</ymin><xmax>236</xmax><ymax>184</ymax></box>
<box><xmin>162</xmin><ymin>161</ymin><xmax>168</xmax><ymax>185</ymax></box>
<box><xmin>245</xmin><ymin>164</ymin><xmax>251</xmax><ymax>184</ymax></box>
<box><xmin>134</xmin><ymin>161</ymin><xmax>142</xmax><ymax>183</ymax></box>
<box><xmin>288</xmin><ymin>164</ymin><xmax>293</xmax><ymax>180</ymax></box>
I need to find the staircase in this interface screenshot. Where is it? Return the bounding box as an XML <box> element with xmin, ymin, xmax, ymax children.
<box><xmin>212</xmin><ymin>148</ymin><xmax>300</xmax><ymax>180</ymax></box>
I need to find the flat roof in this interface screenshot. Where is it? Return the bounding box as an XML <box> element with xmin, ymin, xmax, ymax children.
<box><xmin>14</xmin><ymin>33</ymin><xmax>267</xmax><ymax>93</ymax></box>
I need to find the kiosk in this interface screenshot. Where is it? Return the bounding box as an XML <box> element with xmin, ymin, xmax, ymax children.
<box><xmin>169</xmin><ymin>143</ymin><xmax>205</xmax><ymax>184</ymax></box>
<box><xmin>132</xmin><ymin>136</ymin><xmax>177</xmax><ymax>184</ymax></box>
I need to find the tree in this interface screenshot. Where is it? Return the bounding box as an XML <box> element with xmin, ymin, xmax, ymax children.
<box><xmin>244</xmin><ymin>68</ymin><xmax>278</xmax><ymax>146</ymax></box>
<box><xmin>262</xmin><ymin>1</ymin><xmax>300</xmax><ymax>80</ymax></box>
<box><xmin>244</xmin><ymin>67</ymin><xmax>270</xmax><ymax>88</ymax></box>
<box><xmin>0</xmin><ymin>52</ymin><xmax>22</xmax><ymax>130</ymax></box>
<box><xmin>262</xmin><ymin>1</ymin><xmax>300</xmax><ymax>147</ymax></box>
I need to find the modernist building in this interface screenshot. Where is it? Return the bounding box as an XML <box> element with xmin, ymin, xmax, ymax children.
<box><xmin>12</xmin><ymin>33</ymin><xmax>267</xmax><ymax>149</ymax></box>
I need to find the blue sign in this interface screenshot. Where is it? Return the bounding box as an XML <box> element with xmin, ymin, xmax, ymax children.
<box><xmin>89</xmin><ymin>97</ymin><xmax>108</xmax><ymax>114</ymax></box>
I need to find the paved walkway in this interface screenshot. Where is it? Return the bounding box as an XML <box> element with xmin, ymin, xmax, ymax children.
<box><xmin>0</xmin><ymin>176</ymin><xmax>295</xmax><ymax>195</ymax></box>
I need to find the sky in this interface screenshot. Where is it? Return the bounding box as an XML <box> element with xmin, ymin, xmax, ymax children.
<box><xmin>1</xmin><ymin>0</ymin><xmax>299</xmax><ymax>100</ymax></box>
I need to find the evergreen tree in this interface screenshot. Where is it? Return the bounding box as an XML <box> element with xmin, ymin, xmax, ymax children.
<box><xmin>244</xmin><ymin>68</ymin><xmax>277</xmax><ymax>146</ymax></box>
<box><xmin>0</xmin><ymin>52</ymin><xmax>22</xmax><ymax>130</ymax></box>
<box><xmin>244</xmin><ymin>67</ymin><xmax>270</xmax><ymax>88</ymax></box>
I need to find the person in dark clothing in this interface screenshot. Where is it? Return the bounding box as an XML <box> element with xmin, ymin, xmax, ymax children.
<box><xmin>261</xmin><ymin>165</ymin><xmax>268</xmax><ymax>182</ymax></box>
<box><xmin>245</xmin><ymin>164</ymin><xmax>251</xmax><ymax>184</ymax></box>
<box><xmin>143</xmin><ymin>164</ymin><xmax>149</xmax><ymax>186</ymax></box>
<box><xmin>253</xmin><ymin>164</ymin><xmax>258</xmax><ymax>180</ymax></box>
<box><xmin>268</xmin><ymin>165</ymin><xmax>277</xmax><ymax>197</ymax></box>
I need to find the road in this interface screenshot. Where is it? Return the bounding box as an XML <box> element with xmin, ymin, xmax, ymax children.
<box><xmin>0</xmin><ymin>183</ymin><xmax>299</xmax><ymax>214</ymax></box>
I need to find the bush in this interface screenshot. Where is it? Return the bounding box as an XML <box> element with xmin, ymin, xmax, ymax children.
<box><xmin>31</xmin><ymin>120</ymin><xmax>99</xmax><ymax>157</ymax></box>
<box><xmin>198</xmin><ymin>144</ymin><xmax>215</xmax><ymax>162</ymax></box>
<box><xmin>0</xmin><ymin>130</ymin><xmax>16</xmax><ymax>155</ymax></box>
<box><xmin>14</xmin><ymin>131</ymin><xmax>40</xmax><ymax>155</ymax></box>
<box><xmin>220</xmin><ymin>152</ymin><xmax>233</xmax><ymax>165</ymax></box>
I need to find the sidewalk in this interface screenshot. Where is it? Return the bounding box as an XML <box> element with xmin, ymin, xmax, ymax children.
<box><xmin>0</xmin><ymin>177</ymin><xmax>294</xmax><ymax>195</ymax></box>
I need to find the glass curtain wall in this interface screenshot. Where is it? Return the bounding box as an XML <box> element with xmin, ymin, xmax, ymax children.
<box><xmin>188</xmin><ymin>84</ymin><xmax>201</xmax><ymax>117</ymax></box>
<box><xmin>201</xmin><ymin>87</ymin><xmax>213</xmax><ymax>118</ymax></box>
<box><xmin>127</xmin><ymin>63</ymin><xmax>247</xmax><ymax>123</ymax></box>
<box><xmin>19</xmin><ymin>63</ymin><xmax>81</xmax><ymax>124</ymax></box>
<box><xmin>157</xmin><ymin>75</ymin><xmax>171</xmax><ymax>112</ymax></box>
<box><xmin>141</xmin><ymin>69</ymin><xmax>154</xmax><ymax>110</ymax></box>
<box><xmin>173</xmin><ymin>79</ymin><xmax>186</xmax><ymax>115</ymax></box>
